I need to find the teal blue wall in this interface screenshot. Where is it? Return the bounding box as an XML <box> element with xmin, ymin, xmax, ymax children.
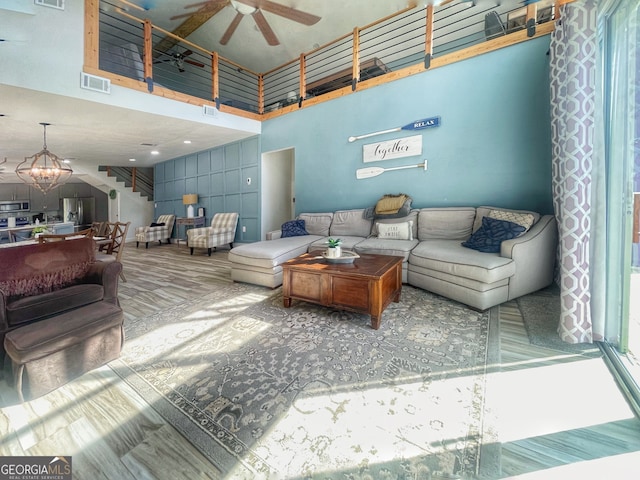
<box><xmin>154</xmin><ymin>136</ymin><xmax>260</xmax><ymax>242</ymax></box>
<box><xmin>262</xmin><ymin>36</ymin><xmax>553</xmax><ymax>215</ymax></box>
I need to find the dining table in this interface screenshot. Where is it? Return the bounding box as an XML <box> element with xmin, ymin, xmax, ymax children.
<box><xmin>0</xmin><ymin>236</ymin><xmax>113</xmax><ymax>250</ymax></box>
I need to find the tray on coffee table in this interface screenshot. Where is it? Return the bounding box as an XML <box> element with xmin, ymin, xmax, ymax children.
<box><xmin>321</xmin><ymin>250</ymin><xmax>360</xmax><ymax>263</ymax></box>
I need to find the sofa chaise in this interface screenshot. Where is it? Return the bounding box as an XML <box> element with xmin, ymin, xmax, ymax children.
<box><xmin>228</xmin><ymin>206</ymin><xmax>557</xmax><ymax>311</ymax></box>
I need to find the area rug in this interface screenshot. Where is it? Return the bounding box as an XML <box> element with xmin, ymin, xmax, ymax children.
<box><xmin>111</xmin><ymin>282</ymin><xmax>497</xmax><ymax>479</ymax></box>
<box><xmin>517</xmin><ymin>286</ymin><xmax>601</xmax><ymax>357</ymax></box>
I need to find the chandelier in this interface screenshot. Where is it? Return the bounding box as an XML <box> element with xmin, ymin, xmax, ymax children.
<box><xmin>15</xmin><ymin>123</ymin><xmax>73</xmax><ymax>194</ymax></box>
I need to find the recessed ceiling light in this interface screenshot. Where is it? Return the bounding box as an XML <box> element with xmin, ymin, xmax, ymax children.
<box><xmin>129</xmin><ymin>158</ymin><xmax>136</xmax><ymax>162</ymax></box>
<box><xmin>62</xmin><ymin>159</ymin><xmax>71</xmax><ymax>164</ymax></box>
<box><xmin>151</xmin><ymin>150</ymin><xmax>159</xmax><ymax>155</ymax></box>
<box><xmin>184</xmin><ymin>140</ymin><xmax>191</xmax><ymax>144</ymax></box>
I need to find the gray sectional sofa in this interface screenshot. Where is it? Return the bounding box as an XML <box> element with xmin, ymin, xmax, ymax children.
<box><xmin>228</xmin><ymin>206</ymin><xmax>558</xmax><ymax>310</ymax></box>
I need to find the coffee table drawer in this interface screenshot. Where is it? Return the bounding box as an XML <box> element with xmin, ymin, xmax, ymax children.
<box><xmin>330</xmin><ymin>276</ymin><xmax>370</xmax><ymax>310</ymax></box>
<box><xmin>288</xmin><ymin>271</ymin><xmax>322</xmax><ymax>301</ymax></box>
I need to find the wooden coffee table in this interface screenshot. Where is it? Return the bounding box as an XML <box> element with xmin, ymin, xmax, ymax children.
<box><xmin>282</xmin><ymin>252</ymin><xmax>403</xmax><ymax>329</ymax></box>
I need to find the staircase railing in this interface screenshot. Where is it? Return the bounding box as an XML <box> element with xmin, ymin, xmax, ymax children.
<box><xmin>99</xmin><ymin>166</ymin><xmax>154</xmax><ymax>200</ymax></box>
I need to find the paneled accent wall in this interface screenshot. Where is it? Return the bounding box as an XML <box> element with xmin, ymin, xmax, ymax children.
<box><xmin>154</xmin><ymin>136</ymin><xmax>260</xmax><ymax>243</ymax></box>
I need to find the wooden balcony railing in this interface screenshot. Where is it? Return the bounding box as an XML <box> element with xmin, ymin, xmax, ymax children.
<box><xmin>84</xmin><ymin>0</ymin><xmax>573</xmax><ymax>121</ymax></box>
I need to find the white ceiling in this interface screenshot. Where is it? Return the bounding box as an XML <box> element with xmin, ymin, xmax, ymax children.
<box><xmin>133</xmin><ymin>0</ymin><xmax>416</xmax><ymax>73</ymax></box>
<box><xmin>0</xmin><ymin>83</ymin><xmax>257</xmax><ymax>182</ymax></box>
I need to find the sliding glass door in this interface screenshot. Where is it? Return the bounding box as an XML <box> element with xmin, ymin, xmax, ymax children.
<box><xmin>600</xmin><ymin>0</ymin><xmax>640</xmax><ymax>401</ymax></box>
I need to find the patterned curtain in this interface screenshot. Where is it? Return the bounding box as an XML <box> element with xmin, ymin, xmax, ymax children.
<box><xmin>549</xmin><ymin>0</ymin><xmax>604</xmax><ymax>343</ymax></box>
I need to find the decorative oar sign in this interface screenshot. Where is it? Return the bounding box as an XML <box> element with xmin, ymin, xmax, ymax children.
<box><xmin>363</xmin><ymin>135</ymin><xmax>422</xmax><ymax>163</ymax></box>
<box><xmin>356</xmin><ymin>161</ymin><xmax>428</xmax><ymax>179</ymax></box>
<box><xmin>348</xmin><ymin>116</ymin><xmax>441</xmax><ymax>143</ymax></box>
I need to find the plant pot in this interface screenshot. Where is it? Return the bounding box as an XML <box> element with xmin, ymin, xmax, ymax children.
<box><xmin>326</xmin><ymin>246</ymin><xmax>341</xmax><ymax>258</ymax></box>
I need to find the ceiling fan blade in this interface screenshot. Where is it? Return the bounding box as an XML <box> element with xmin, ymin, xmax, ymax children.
<box><xmin>220</xmin><ymin>12</ymin><xmax>244</xmax><ymax>45</ymax></box>
<box><xmin>152</xmin><ymin>50</ymin><xmax>175</xmax><ymax>63</ymax></box>
<box><xmin>184</xmin><ymin>58</ymin><xmax>206</xmax><ymax>68</ymax></box>
<box><xmin>256</xmin><ymin>0</ymin><xmax>321</xmax><ymax>26</ymax></box>
<box><xmin>253</xmin><ymin>9</ymin><xmax>279</xmax><ymax>46</ymax></box>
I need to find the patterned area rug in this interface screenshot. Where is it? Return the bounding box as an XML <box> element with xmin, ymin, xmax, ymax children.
<box><xmin>111</xmin><ymin>282</ymin><xmax>496</xmax><ymax>479</ymax></box>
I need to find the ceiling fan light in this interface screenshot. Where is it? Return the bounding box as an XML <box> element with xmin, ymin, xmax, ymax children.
<box><xmin>230</xmin><ymin>0</ymin><xmax>257</xmax><ymax>16</ymax></box>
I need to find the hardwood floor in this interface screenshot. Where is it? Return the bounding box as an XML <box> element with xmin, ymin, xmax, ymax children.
<box><xmin>1</xmin><ymin>241</ymin><xmax>639</xmax><ymax>479</ymax></box>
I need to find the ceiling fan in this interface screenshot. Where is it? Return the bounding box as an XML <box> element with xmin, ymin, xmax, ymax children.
<box><xmin>153</xmin><ymin>49</ymin><xmax>205</xmax><ymax>72</ymax></box>
<box><xmin>170</xmin><ymin>0</ymin><xmax>321</xmax><ymax>46</ymax></box>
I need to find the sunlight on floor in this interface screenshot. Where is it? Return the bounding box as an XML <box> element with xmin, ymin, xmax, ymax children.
<box><xmin>226</xmin><ymin>375</ymin><xmax>481</xmax><ymax>478</ymax></box>
<box><xmin>492</xmin><ymin>356</ymin><xmax>636</xmax><ymax>443</ymax></box>
<box><xmin>1</xmin><ymin>366</ymin><xmax>140</xmax><ymax>453</ymax></box>
<box><xmin>502</xmin><ymin>451</ymin><xmax>640</xmax><ymax>479</ymax></box>
<box><xmin>123</xmin><ymin>291</ymin><xmax>274</xmax><ymax>375</ymax></box>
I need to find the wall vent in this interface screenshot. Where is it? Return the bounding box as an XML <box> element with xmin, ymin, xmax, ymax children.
<box><xmin>34</xmin><ymin>0</ymin><xmax>64</xmax><ymax>10</ymax></box>
<box><xmin>203</xmin><ymin>105</ymin><xmax>218</xmax><ymax>117</ymax></box>
<box><xmin>81</xmin><ymin>72</ymin><xmax>111</xmax><ymax>94</ymax></box>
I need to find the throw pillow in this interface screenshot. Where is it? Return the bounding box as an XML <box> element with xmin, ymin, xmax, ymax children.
<box><xmin>462</xmin><ymin>217</ymin><xmax>525</xmax><ymax>253</ymax></box>
<box><xmin>377</xmin><ymin>221</ymin><xmax>414</xmax><ymax>240</ymax></box>
<box><xmin>281</xmin><ymin>219</ymin><xmax>308</xmax><ymax>238</ymax></box>
<box><xmin>150</xmin><ymin>222</ymin><xmax>165</xmax><ymax>227</ymax></box>
<box><xmin>487</xmin><ymin>209</ymin><xmax>534</xmax><ymax>233</ymax></box>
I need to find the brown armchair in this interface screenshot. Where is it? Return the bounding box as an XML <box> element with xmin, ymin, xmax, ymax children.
<box><xmin>0</xmin><ymin>238</ymin><xmax>124</xmax><ymax>401</ymax></box>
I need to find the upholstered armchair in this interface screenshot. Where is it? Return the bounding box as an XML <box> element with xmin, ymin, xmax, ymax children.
<box><xmin>187</xmin><ymin>212</ymin><xmax>239</xmax><ymax>256</ymax></box>
<box><xmin>135</xmin><ymin>214</ymin><xmax>175</xmax><ymax>248</ymax></box>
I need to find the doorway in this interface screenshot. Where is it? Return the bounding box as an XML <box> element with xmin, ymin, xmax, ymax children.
<box><xmin>261</xmin><ymin>148</ymin><xmax>295</xmax><ymax>239</ymax></box>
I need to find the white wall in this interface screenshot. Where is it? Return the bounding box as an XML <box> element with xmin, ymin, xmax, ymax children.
<box><xmin>73</xmin><ymin>165</ymin><xmax>154</xmax><ymax>242</ymax></box>
<box><xmin>0</xmin><ymin>2</ymin><xmax>260</xmax><ymax>138</ymax></box>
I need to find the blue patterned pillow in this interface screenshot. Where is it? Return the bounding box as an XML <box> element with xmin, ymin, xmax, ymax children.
<box><xmin>461</xmin><ymin>216</ymin><xmax>526</xmax><ymax>253</ymax></box>
<box><xmin>281</xmin><ymin>219</ymin><xmax>308</xmax><ymax>238</ymax></box>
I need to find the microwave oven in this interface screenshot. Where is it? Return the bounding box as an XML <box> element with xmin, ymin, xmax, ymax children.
<box><xmin>0</xmin><ymin>201</ymin><xmax>30</xmax><ymax>213</ymax></box>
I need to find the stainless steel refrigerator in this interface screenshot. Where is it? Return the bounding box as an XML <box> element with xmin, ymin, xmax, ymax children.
<box><xmin>61</xmin><ymin>197</ymin><xmax>95</xmax><ymax>231</ymax></box>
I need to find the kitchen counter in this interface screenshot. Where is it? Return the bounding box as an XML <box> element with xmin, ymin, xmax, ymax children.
<box><xmin>0</xmin><ymin>222</ymin><xmax>75</xmax><ymax>234</ymax></box>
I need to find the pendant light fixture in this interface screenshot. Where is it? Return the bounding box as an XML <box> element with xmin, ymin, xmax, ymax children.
<box><xmin>16</xmin><ymin>122</ymin><xmax>73</xmax><ymax>194</ymax></box>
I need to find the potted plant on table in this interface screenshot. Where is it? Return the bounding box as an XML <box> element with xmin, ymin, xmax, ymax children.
<box><xmin>31</xmin><ymin>226</ymin><xmax>49</xmax><ymax>238</ymax></box>
<box><xmin>325</xmin><ymin>237</ymin><xmax>342</xmax><ymax>258</ymax></box>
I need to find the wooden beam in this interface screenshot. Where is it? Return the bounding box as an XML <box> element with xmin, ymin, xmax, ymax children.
<box><xmin>258</xmin><ymin>74</ymin><xmax>264</xmax><ymax>114</ymax></box>
<box><xmin>154</xmin><ymin>2</ymin><xmax>226</xmax><ymax>56</ymax></box>
<box><xmin>352</xmin><ymin>27</ymin><xmax>360</xmax><ymax>90</ymax></box>
<box><xmin>299</xmin><ymin>53</ymin><xmax>306</xmax><ymax>101</ymax></box>
<box><xmin>425</xmin><ymin>5</ymin><xmax>434</xmax><ymax>68</ymax></box>
<box><xmin>143</xmin><ymin>20</ymin><xmax>153</xmax><ymax>80</ymax></box>
<box><xmin>84</xmin><ymin>0</ymin><xmax>99</xmax><ymax>70</ymax></box>
<box><xmin>212</xmin><ymin>51</ymin><xmax>219</xmax><ymax>106</ymax></box>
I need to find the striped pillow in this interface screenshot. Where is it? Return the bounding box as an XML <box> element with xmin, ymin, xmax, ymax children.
<box><xmin>488</xmin><ymin>209</ymin><xmax>535</xmax><ymax>234</ymax></box>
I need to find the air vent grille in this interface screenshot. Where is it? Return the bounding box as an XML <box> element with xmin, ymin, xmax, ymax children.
<box><xmin>203</xmin><ymin>105</ymin><xmax>218</xmax><ymax>117</ymax></box>
<box><xmin>34</xmin><ymin>0</ymin><xmax>64</xmax><ymax>10</ymax></box>
<box><xmin>81</xmin><ymin>72</ymin><xmax>111</xmax><ymax>94</ymax></box>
